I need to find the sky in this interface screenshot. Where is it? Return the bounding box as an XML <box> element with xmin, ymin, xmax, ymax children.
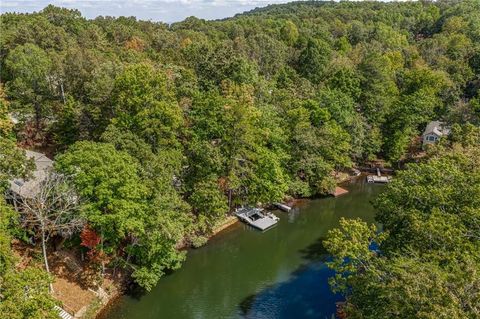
<box><xmin>0</xmin><ymin>0</ymin><xmax>296</xmax><ymax>23</ymax></box>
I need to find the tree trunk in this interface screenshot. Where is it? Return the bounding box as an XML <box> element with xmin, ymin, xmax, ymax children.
<box><xmin>60</xmin><ymin>82</ymin><xmax>66</xmax><ymax>105</ymax></box>
<box><xmin>34</xmin><ymin>97</ymin><xmax>41</xmax><ymax>130</ymax></box>
<box><xmin>41</xmin><ymin>225</ymin><xmax>54</xmax><ymax>292</ymax></box>
<box><xmin>101</xmin><ymin>231</ymin><xmax>105</xmax><ymax>277</ymax></box>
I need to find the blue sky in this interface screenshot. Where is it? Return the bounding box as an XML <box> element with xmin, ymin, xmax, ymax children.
<box><xmin>0</xmin><ymin>0</ymin><xmax>295</xmax><ymax>23</ymax></box>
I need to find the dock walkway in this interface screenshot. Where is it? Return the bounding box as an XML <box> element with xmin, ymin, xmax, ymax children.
<box><xmin>274</xmin><ymin>202</ymin><xmax>292</xmax><ymax>212</ymax></box>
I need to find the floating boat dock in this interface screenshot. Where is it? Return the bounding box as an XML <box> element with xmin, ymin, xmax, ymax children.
<box><xmin>367</xmin><ymin>168</ymin><xmax>391</xmax><ymax>183</ymax></box>
<box><xmin>367</xmin><ymin>175</ymin><xmax>390</xmax><ymax>183</ymax></box>
<box><xmin>274</xmin><ymin>202</ymin><xmax>292</xmax><ymax>212</ymax></box>
<box><xmin>235</xmin><ymin>207</ymin><xmax>279</xmax><ymax>231</ymax></box>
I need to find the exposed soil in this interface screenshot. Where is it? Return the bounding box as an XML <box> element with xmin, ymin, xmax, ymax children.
<box><xmin>49</xmin><ymin>250</ymin><xmax>97</xmax><ymax>315</ymax></box>
<box><xmin>12</xmin><ymin>240</ymin><xmax>125</xmax><ymax>318</ymax></box>
<box><xmin>53</xmin><ymin>277</ymin><xmax>96</xmax><ymax>315</ymax></box>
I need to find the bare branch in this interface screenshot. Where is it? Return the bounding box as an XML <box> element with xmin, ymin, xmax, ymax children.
<box><xmin>12</xmin><ymin>170</ymin><xmax>85</xmax><ymax>279</ymax></box>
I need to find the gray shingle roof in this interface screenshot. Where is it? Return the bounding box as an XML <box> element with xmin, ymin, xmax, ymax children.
<box><xmin>9</xmin><ymin>150</ymin><xmax>53</xmax><ymax>199</ymax></box>
<box><xmin>423</xmin><ymin>121</ymin><xmax>450</xmax><ymax>137</ymax></box>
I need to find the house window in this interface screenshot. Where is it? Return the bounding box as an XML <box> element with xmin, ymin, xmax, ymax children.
<box><xmin>427</xmin><ymin>135</ymin><xmax>436</xmax><ymax>142</ymax></box>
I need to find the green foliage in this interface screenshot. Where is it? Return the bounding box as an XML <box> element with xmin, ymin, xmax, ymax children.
<box><xmin>55</xmin><ymin>141</ymin><xmax>189</xmax><ymax>290</ymax></box>
<box><xmin>280</xmin><ymin>20</ymin><xmax>299</xmax><ymax>45</ymax></box>
<box><xmin>0</xmin><ymin>198</ymin><xmax>58</xmax><ymax>319</ymax></box>
<box><xmin>325</xmin><ymin>146</ymin><xmax>480</xmax><ymax>318</ymax></box>
<box><xmin>51</xmin><ymin>97</ymin><xmax>81</xmax><ymax>148</ymax></box>
<box><xmin>2</xmin><ymin>0</ymin><xmax>477</xmax><ymax>165</ymax></box>
<box><xmin>286</xmin><ymin>102</ymin><xmax>352</xmax><ymax>195</ymax></box>
<box><xmin>112</xmin><ymin>63</ymin><xmax>183</xmax><ymax>151</ymax></box>
<box><xmin>4</xmin><ymin>43</ymin><xmax>53</xmax><ymax>127</ymax></box>
<box><xmin>0</xmin><ymin>86</ymin><xmax>13</xmax><ymax>137</ymax></box>
<box><xmin>0</xmin><ymin>266</ymin><xmax>58</xmax><ymax>319</ymax></box>
<box><xmin>325</xmin><ymin>67</ymin><xmax>361</xmax><ymax>101</ymax></box>
<box><xmin>358</xmin><ymin>51</ymin><xmax>399</xmax><ymax>125</ymax></box>
<box><xmin>189</xmin><ymin>176</ymin><xmax>228</xmax><ymax>231</ymax></box>
<box><xmin>324</xmin><ymin>218</ymin><xmax>385</xmax><ymax>293</ymax></box>
<box><xmin>55</xmin><ymin>141</ymin><xmax>149</xmax><ymax>241</ymax></box>
<box><xmin>0</xmin><ymin>138</ymin><xmax>33</xmax><ymax>191</ymax></box>
<box><xmin>343</xmin><ymin>257</ymin><xmax>478</xmax><ymax>319</ymax></box>
<box><xmin>375</xmin><ymin>147</ymin><xmax>480</xmax><ymax>259</ymax></box>
<box><xmin>298</xmin><ymin>38</ymin><xmax>332</xmax><ymax>84</ymax></box>
<box><xmin>0</xmin><ymin>90</ymin><xmax>34</xmax><ymax>190</ymax></box>
<box><xmin>2</xmin><ymin>0</ymin><xmax>480</xmax><ymax>294</ymax></box>
<box><xmin>449</xmin><ymin>122</ymin><xmax>480</xmax><ymax>146</ymax></box>
<box><xmin>0</xmin><ymin>199</ymin><xmax>16</xmax><ymax>276</ymax></box>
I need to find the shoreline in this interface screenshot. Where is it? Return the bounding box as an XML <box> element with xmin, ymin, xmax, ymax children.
<box><xmin>92</xmin><ymin>174</ymin><xmax>374</xmax><ymax>319</ymax></box>
<box><xmin>210</xmin><ymin>215</ymin><xmax>240</xmax><ymax>237</ymax></box>
<box><xmin>94</xmin><ymin>215</ymin><xmax>240</xmax><ymax>319</ymax></box>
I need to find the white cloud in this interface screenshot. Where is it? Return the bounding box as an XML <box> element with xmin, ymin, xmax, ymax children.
<box><xmin>0</xmin><ymin>0</ymin><xmax>293</xmax><ymax>22</ymax></box>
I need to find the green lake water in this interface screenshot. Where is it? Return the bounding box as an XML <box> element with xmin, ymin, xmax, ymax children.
<box><xmin>100</xmin><ymin>179</ymin><xmax>383</xmax><ymax>319</ymax></box>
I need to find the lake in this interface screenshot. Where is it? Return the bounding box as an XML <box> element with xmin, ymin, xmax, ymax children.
<box><xmin>101</xmin><ymin>179</ymin><xmax>383</xmax><ymax>319</ymax></box>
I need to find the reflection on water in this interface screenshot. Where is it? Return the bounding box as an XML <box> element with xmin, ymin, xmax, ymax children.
<box><xmin>239</xmin><ymin>237</ymin><xmax>335</xmax><ymax>319</ymax></box>
<box><xmin>238</xmin><ymin>262</ymin><xmax>338</xmax><ymax>319</ymax></box>
<box><xmin>286</xmin><ymin>208</ymin><xmax>300</xmax><ymax>223</ymax></box>
<box><xmin>101</xmin><ymin>180</ymin><xmax>383</xmax><ymax>319</ymax></box>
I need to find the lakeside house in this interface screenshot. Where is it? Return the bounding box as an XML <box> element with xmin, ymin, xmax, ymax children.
<box><xmin>7</xmin><ymin>150</ymin><xmax>53</xmax><ymax>201</ymax></box>
<box><xmin>422</xmin><ymin>121</ymin><xmax>450</xmax><ymax>147</ymax></box>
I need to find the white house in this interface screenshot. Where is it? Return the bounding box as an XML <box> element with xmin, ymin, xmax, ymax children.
<box><xmin>422</xmin><ymin>121</ymin><xmax>450</xmax><ymax>147</ymax></box>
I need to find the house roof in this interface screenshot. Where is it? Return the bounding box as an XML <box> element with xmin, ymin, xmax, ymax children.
<box><xmin>8</xmin><ymin>113</ymin><xmax>19</xmax><ymax>125</ymax></box>
<box><xmin>423</xmin><ymin>121</ymin><xmax>450</xmax><ymax>137</ymax></box>
<box><xmin>9</xmin><ymin>150</ymin><xmax>53</xmax><ymax>199</ymax></box>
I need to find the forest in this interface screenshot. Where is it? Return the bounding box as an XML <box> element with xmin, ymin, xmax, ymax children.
<box><xmin>0</xmin><ymin>0</ymin><xmax>479</xmax><ymax>317</ymax></box>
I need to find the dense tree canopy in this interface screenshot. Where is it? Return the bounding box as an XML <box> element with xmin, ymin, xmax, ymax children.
<box><xmin>0</xmin><ymin>94</ymin><xmax>57</xmax><ymax>318</ymax></box>
<box><xmin>55</xmin><ymin>141</ymin><xmax>188</xmax><ymax>289</ymax></box>
<box><xmin>325</xmin><ymin>141</ymin><xmax>480</xmax><ymax>318</ymax></box>
<box><xmin>1</xmin><ymin>0</ymin><xmax>480</xmax><ymax>295</ymax></box>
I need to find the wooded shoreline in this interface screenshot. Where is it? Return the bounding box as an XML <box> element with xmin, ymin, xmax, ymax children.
<box><xmin>1</xmin><ymin>0</ymin><xmax>479</xmax><ymax>317</ymax></box>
